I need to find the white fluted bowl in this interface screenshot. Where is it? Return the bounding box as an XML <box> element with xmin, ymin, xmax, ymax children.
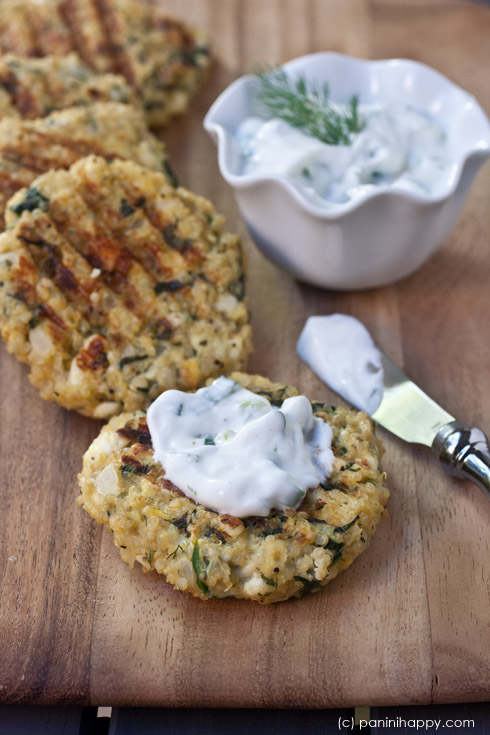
<box><xmin>204</xmin><ymin>53</ymin><xmax>490</xmax><ymax>290</ymax></box>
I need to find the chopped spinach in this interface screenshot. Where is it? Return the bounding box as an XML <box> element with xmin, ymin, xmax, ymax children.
<box><xmin>172</xmin><ymin>514</ymin><xmax>189</xmax><ymax>534</ymax></box>
<box><xmin>320</xmin><ymin>481</ymin><xmax>347</xmax><ymax>493</ymax></box>
<box><xmin>192</xmin><ymin>543</ymin><xmax>210</xmax><ymax>595</ymax></box>
<box><xmin>119</xmin><ymin>353</ymin><xmax>148</xmax><ymax>368</ymax></box>
<box><xmin>325</xmin><ymin>538</ymin><xmax>344</xmax><ymax>554</ymax></box>
<box><xmin>294</xmin><ymin>576</ymin><xmax>320</xmax><ymax>595</ymax></box>
<box><xmin>154</xmin><ymin>279</ymin><xmax>185</xmax><ymax>294</ymax></box>
<box><xmin>334</xmin><ymin>515</ymin><xmax>359</xmax><ymax>533</ymax></box>
<box><xmin>119</xmin><ymin>198</ymin><xmax>135</xmax><ymax>217</ymax></box>
<box><xmin>146</xmin><ymin>549</ymin><xmax>155</xmax><ymax>568</ymax></box>
<box><xmin>121</xmin><ymin>463</ymin><xmax>151</xmax><ymax>476</ymax></box>
<box><xmin>10</xmin><ymin>187</ymin><xmax>49</xmax><ymax>216</ymax></box>
<box><xmin>260</xmin><ymin>572</ymin><xmax>277</xmax><ymax>588</ymax></box>
<box><xmin>163</xmin><ymin>160</ymin><xmax>179</xmax><ymax>188</ymax></box>
<box><xmin>204</xmin><ymin>526</ymin><xmax>227</xmax><ymax>543</ymax></box>
<box><xmin>167</xmin><ymin>544</ymin><xmax>184</xmax><ymax>560</ymax></box>
<box><xmin>172</xmin><ymin>46</ymin><xmax>209</xmax><ymax>67</ymax></box>
<box><xmin>228</xmin><ymin>275</ymin><xmax>245</xmax><ymax>300</ymax></box>
<box><xmin>343</xmin><ymin>462</ymin><xmax>360</xmax><ymax>471</ymax></box>
<box><xmin>162</xmin><ymin>222</ymin><xmax>192</xmax><ymax>251</ymax></box>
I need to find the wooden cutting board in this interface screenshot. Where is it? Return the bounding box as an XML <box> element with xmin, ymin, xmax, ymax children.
<box><xmin>1</xmin><ymin>0</ymin><xmax>490</xmax><ymax>708</ymax></box>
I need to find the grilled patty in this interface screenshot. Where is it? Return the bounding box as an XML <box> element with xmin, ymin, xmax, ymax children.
<box><xmin>0</xmin><ymin>0</ymin><xmax>209</xmax><ymax>127</ymax></box>
<box><xmin>77</xmin><ymin>372</ymin><xmax>390</xmax><ymax>603</ymax></box>
<box><xmin>0</xmin><ymin>53</ymin><xmax>138</xmax><ymax>120</ymax></box>
<box><xmin>0</xmin><ymin>101</ymin><xmax>169</xmax><ymax>228</ymax></box>
<box><xmin>0</xmin><ymin>155</ymin><xmax>251</xmax><ymax>418</ymax></box>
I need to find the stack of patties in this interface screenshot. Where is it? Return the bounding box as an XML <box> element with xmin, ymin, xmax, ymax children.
<box><xmin>0</xmin><ymin>0</ymin><xmax>209</xmax><ymax>127</ymax></box>
<box><xmin>0</xmin><ymin>0</ymin><xmax>211</xmax><ymax>222</ymax></box>
<box><xmin>0</xmin><ymin>101</ymin><xmax>171</xmax><ymax>227</ymax></box>
<box><xmin>0</xmin><ymin>2</ymin><xmax>250</xmax><ymax>418</ymax></box>
<box><xmin>0</xmin><ymin>2</ymin><xmax>390</xmax><ymax>605</ymax></box>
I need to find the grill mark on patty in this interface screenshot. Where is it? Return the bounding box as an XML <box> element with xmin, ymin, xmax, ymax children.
<box><xmin>0</xmin><ymin>169</ymin><xmax>35</xmax><ymax>199</ymax></box>
<box><xmin>12</xmin><ymin>255</ymin><xmax>67</xmax><ymax>339</ymax></box>
<box><xmin>0</xmin><ymin>131</ymin><xmax>120</xmax><ymax>180</ymax></box>
<box><xmin>0</xmin><ymin>145</ymin><xmax>76</xmax><ymax>176</ymax></box>
<box><xmin>69</xmin><ymin>172</ymin><xmax>200</xmax><ymax>313</ymax></box>
<box><xmin>37</xmin><ymin>131</ymin><xmax>118</xmax><ymax>163</ymax></box>
<box><xmin>95</xmin><ymin>0</ymin><xmax>140</xmax><ymax>88</ymax></box>
<box><xmin>0</xmin><ymin>0</ymin><xmax>209</xmax><ymax>131</ymax></box>
<box><xmin>0</xmin><ymin>67</ymin><xmax>41</xmax><ymax>117</ymax></box>
<box><xmin>159</xmin><ymin>477</ymin><xmax>187</xmax><ymax>498</ymax></box>
<box><xmin>0</xmin><ymin>5</ymin><xmax>39</xmax><ymax>56</ymax></box>
<box><xmin>26</xmin><ymin>2</ymin><xmax>74</xmax><ymax>57</ymax></box>
<box><xmin>76</xmin><ymin>333</ymin><xmax>109</xmax><ymax>371</ymax></box>
<box><xmin>90</xmin><ymin>175</ymin><xmax>194</xmax><ymax>279</ymax></box>
<box><xmin>12</xmin><ymin>254</ymin><xmax>38</xmax><ymax>308</ymax></box>
<box><xmin>117</xmin><ymin>419</ymin><xmax>152</xmax><ymax>446</ymax></box>
<box><xmin>12</xmin><ymin>208</ymin><xmax>167</xmax><ymax>375</ymax></box>
<box><xmin>0</xmin><ymin>55</ymin><xmax>136</xmax><ymax>120</ymax></box>
<box><xmin>18</xmin><ymin>209</ymin><xmax>145</xmax><ymax>337</ymax></box>
<box><xmin>0</xmin><ymin>157</ymin><xmax>249</xmax><ymax>417</ymax></box>
<box><xmin>47</xmin><ymin>202</ymin><xmax>157</xmax><ymax>322</ymax></box>
<box><xmin>59</xmin><ymin>0</ymin><xmax>114</xmax><ymax>73</ymax></box>
<box><xmin>19</xmin><ymin>186</ymin><xmax>178</xmax><ymax>355</ymax></box>
<box><xmin>38</xmin><ymin>302</ymin><xmax>66</xmax><ymax>330</ymax></box>
<box><xmin>17</xmin><ymin>220</ymin><xmax>92</xmax><ymax>305</ymax></box>
<box><xmin>135</xmin><ymin>200</ymin><xmax>205</xmax><ymax>269</ymax></box>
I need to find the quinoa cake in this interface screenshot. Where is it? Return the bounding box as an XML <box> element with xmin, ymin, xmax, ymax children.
<box><xmin>77</xmin><ymin>373</ymin><xmax>390</xmax><ymax>604</ymax></box>
<box><xmin>0</xmin><ymin>155</ymin><xmax>251</xmax><ymax>418</ymax></box>
<box><xmin>0</xmin><ymin>101</ymin><xmax>169</xmax><ymax>228</ymax></box>
<box><xmin>0</xmin><ymin>0</ymin><xmax>210</xmax><ymax>127</ymax></box>
<box><xmin>0</xmin><ymin>53</ymin><xmax>138</xmax><ymax>120</ymax></box>
<box><xmin>0</xmin><ymin>101</ymin><xmax>168</xmax><ymax>226</ymax></box>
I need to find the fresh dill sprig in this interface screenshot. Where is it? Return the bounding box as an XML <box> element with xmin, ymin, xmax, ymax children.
<box><xmin>254</xmin><ymin>67</ymin><xmax>364</xmax><ymax>146</ymax></box>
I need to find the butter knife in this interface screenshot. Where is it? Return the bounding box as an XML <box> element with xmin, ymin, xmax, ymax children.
<box><xmin>372</xmin><ymin>354</ymin><xmax>490</xmax><ymax>501</ymax></box>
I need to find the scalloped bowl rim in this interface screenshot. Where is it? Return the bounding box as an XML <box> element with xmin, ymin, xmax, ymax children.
<box><xmin>204</xmin><ymin>53</ymin><xmax>490</xmax><ymax>220</ymax></box>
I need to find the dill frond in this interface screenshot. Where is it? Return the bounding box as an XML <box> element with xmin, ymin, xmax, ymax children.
<box><xmin>254</xmin><ymin>67</ymin><xmax>364</xmax><ymax>145</ymax></box>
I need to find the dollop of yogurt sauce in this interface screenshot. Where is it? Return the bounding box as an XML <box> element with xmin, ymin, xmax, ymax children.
<box><xmin>147</xmin><ymin>376</ymin><xmax>334</xmax><ymax>517</ymax></box>
<box><xmin>236</xmin><ymin>103</ymin><xmax>454</xmax><ymax>206</ymax></box>
<box><xmin>297</xmin><ymin>314</ymin><xmax>384</xmax><ymax>414</ymax></box>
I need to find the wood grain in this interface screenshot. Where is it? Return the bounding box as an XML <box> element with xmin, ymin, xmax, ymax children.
<box><xmin>1</xmin><ymin>0</ymin><xmax>490</xmax><ymax>707</ymax></box>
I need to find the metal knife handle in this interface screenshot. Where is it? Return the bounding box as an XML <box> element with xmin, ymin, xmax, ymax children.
<box><xmin>432</xmin><ymin>421</ymin><xmax>490</xmax><ymax>501</ymax></box>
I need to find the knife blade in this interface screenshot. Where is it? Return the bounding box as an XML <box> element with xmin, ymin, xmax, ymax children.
<box><xmin>372</xmin><ymin>353</ymin><xmax>454</xmax><ymax>446</ymax></box>
<box><xmin>372</xmin><ymin>353</ymin><xmax>490</xmax><ymax>501</ymax></box>
<box><xmin>300</xmin><ymin>328</ymin><xmax>490</xmax><ymax>502</ymax></box>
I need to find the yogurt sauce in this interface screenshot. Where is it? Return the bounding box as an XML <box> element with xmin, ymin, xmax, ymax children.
<box><xmin>236</xmin><ymin>103</ymin><xmax>454</xmax><ymax>207</ymax></box>
<box><xmin>297</xmin><ymin>314</ymin><xmax>384</xmax><ymax>414</ymax></box>
<box><xmin>147</xmin><ymin>376</ymin><xmax>334</xmax><ymax>517</ymax></box>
